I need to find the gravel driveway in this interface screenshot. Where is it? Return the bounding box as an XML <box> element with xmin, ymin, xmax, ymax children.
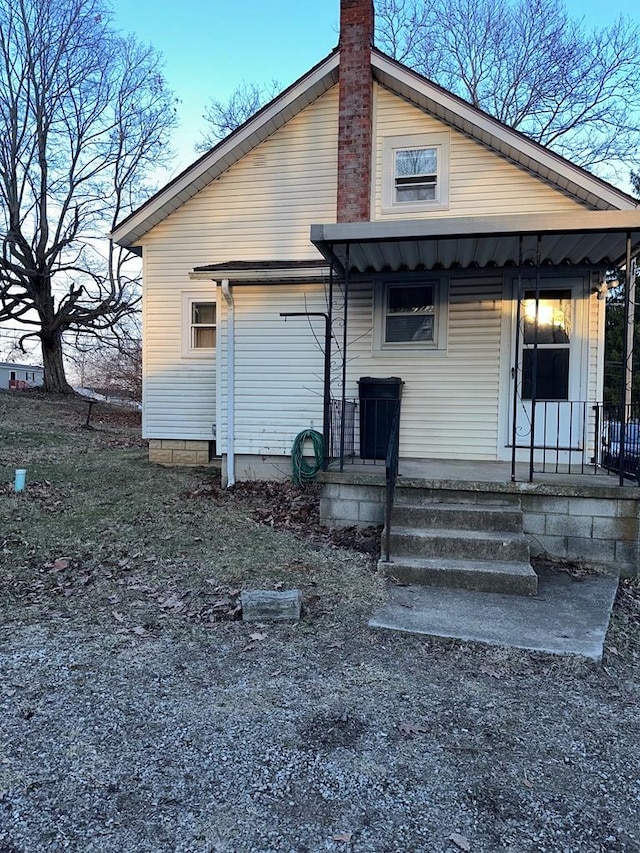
<box><xmin>1</xmin><ymin>602</ymin><xmax>638</xmax><ymax>853</ymax></box>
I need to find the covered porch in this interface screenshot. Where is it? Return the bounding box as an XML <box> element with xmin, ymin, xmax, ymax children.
<box><xmin>311</xmin><ymin>210</ymin><xmax>640</xmax><ymax>582</ymax></box>
<box><xmin>311</xmin><ymin>209</ymin><xmax>640</xmax><ymax>486</ymax></box>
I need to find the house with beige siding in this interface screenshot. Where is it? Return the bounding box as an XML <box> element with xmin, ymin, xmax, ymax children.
<box><xmin>113</xmin><ymin>0</ymin><xmax>640</xmax><ymax>584</ymax></box>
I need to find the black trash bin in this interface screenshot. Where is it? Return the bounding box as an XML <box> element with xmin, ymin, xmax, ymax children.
<box><xmin>358</xmin><ymin>377</ymin><xmax>403</xmax><ymax>460</ymax></box>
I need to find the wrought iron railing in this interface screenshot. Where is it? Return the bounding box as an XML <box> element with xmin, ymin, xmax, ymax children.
<box><xmin>383</xmin><ymin>399</ymin><xmax>401</xmax><ymax>563</ymax></box>
<box><xmin>595</xmin><ymin>403</ymin><xmax>640</xmax><ymax>483</ymax></box>
<box><xmin>328</xmin><ymin>398</ymin><xmax>356</xmax><ymax>459</ymax></box>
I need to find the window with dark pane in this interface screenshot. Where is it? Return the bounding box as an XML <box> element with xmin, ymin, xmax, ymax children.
<box><xmin>394</xmin><ymin>147</ymin><xmax>437</xmax><ymax>202</ymax></box>
<box><xmin>385</xmin><ymin>283</ymin><xmax>435</xmax><ymax>343</ymax></box>
<box><xmin>191</xmin><ymin>301</ymin><xmax>216</xmax><ymax>349</ymax></box>
<box><xmin>522</xmin><ymin>349</ymin><xmax>569</xmax><ymax>400</ymax></box>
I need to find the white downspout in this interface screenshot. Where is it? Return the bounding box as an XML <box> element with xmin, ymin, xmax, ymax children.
<box><xmin>221</xmin><ymin>279</ymin><xmax>235</xmax><ymax>487</ymax></box>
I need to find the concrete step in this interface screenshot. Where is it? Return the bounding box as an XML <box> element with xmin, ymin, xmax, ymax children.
<box><xmin>391</xmin><ymin>502</ymin><xmax>523</xmax><ymax>532</ymax></box>
<box><xmin>395</xmin><ymin>487</ymin><xmax>522</xmax><ymax>508</ymax></box>
<box><xmin>389</xmin><ymin>526</ymin><xmax>531</xmax><ymax>563</ymax></box>
<box><xmin>379</xmin><ymin>556</ymin><xmax>538</xmax><ymax>596</ymax></box>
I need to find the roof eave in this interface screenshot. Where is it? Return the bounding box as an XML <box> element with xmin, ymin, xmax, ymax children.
<box><xmin>371</xmin><ymin>50</ymin><xmax>640</xmax><ymax>213</ymax></box>
<box><xmin>110</xmin><ymin>50</ymin><xmax>340</xmax><ymax>249</ymax></box>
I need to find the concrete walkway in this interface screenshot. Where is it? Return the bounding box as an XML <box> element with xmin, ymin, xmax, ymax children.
<box><xmin>369</xmin><ymin>568</ymin><xmax>619</xmax><ymax>661</ymax></box>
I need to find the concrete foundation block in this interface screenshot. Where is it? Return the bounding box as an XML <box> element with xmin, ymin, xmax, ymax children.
<box><xmin>529</xmin><ymin>534</ymin><xmax>568</xmax><ymax>559</ymax></box>
<box><xmin>566</xmin><ymin>537</ymin><xmax>615</xmax><ymax>565</ymax></box>
<box><xmin>592</xmin><ymin>515</ymin><xmax>637</xmax><ymax>541</ymax></box>
<box><xmin>172</xmin><ymin>450</ymin><xmax>199</xmax><ymax>465</ymax></box>
<box><xmin>149</xmin><ymin>449</ymin><xmax>174</xmax><ymax>465</ymax></box>
<box><xmin>522</xmin><ymin>512</ymin><xmax>546</xmax><ymax>535</ymax></box>
<box><xmin>614</xmin><ymin>540</ymin><xmax>639</xmax><ymax>567</ymax></box>
<box><xmin>358</xmin><ymin>501</ymin><xmax>385</xmax><ymax>524</ymax></box>
<box><xmin>525</xmin><ymin>496</ymin><xmax>570</xmax><ymax>515</ymax></box>
<box><xmin>568</xmin><ymin>497</ymin><xmax>617</xmax><ymax>518</ymax></box>
<box><xmin>545</xmin><ymin>514</ymin><xmax>592</xmax><ymax>538</ymax></box>
<box><xmin>161</xmin><ymin>439</ymin><xmax>186</xmax><ymax>450</ymax></box>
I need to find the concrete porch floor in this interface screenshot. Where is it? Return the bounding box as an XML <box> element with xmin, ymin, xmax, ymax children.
<box><xmin>329</xmin><ymin>456</ymin><xmax>637</xmax><ymax>491</ymax></box>
<box><xmin>369</xmin><ymin>567</ymin><xmax>620</xmax><ymax>661</ymax></box>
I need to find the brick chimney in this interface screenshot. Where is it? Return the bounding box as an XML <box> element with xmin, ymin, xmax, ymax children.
<box><xmin>337</xmin><ymin>0</ymin><xmax>374</xmax><ymax>222</ymax></box>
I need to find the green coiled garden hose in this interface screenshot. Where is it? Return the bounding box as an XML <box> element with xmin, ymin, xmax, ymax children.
<box><xmin>291</xmin><ymin>429</ymin><xmax>324</xmax><ymax>484</ymax></box>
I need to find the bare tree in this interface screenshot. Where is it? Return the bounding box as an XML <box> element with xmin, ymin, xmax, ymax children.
<box><xmin>197</xmin><ymin>80</ymin><xmax>280</xmax><ymax>152</ymax></box>
<box><xmin>0</xmin><ymin>0</ymin><xmax>177</xmax><ymax>392</ymax></box>
<box><xmin>80</xmin><ymin>337</ymin><xmax>142</xmax><ymax>402</ymax></box>
<box><xmin>375</xmin><ymin>0</ymin><xmax>640</xmax><ymax>172</ymax></box>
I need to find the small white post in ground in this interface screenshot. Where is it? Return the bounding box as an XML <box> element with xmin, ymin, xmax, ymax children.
<box><xmin>14</xmin><ymin>469</ymin><xmax>26</xmax><ymax>492</ymax></box>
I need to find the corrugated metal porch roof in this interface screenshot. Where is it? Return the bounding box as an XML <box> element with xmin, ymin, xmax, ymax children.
<box><xmin>311</xmin><ymin>211</ymin><xmax>640</xmax><ymax>273</ymax></box>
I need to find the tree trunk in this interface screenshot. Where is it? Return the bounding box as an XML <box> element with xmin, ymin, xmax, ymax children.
<box><xmin>41</xmin><ymin>329</ymin><xmax>73</xmax><ymax>393</ymax></box>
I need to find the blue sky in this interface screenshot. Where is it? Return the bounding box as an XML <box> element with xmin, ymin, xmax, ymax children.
<box><xmin>111</xmin><ymin>0</ymin><xmax>640</xmax><ymax>178</ymax></box>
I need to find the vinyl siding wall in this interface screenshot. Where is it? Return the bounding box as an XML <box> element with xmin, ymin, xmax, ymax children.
<box><xmin>140</xmin><ymin>80</ymin><xmax>600</xmax><ymax>456</ymax></box>
<box><xmin>140</xmin><ymin>87</ymin><xmax>339</xmax><ymax>439</ymax></box>
<box><xmin>343</xmin><ymin>275</ymin><xmax>505</xmax><ymax>460</ymax></box>
<box><xmin>216</xmin><ymin>284</ymin><xmax>329</xmax><ymax>457</ymax></box>
<box><xmin>373</xmin><ymin>84</ymin><xmax>586</xmax><ymax>220</ymax></box>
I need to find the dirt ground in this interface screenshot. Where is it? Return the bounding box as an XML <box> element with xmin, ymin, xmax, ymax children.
<box><xmin>0</xmin><ymin>390</ymin><xmax>639</xmax><ymax>853</ymax></box>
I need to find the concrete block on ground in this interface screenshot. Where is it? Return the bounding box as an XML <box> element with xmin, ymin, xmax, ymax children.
<box><xmin>241</xmin><ymin>589</ymin><xmax>303</xmax><ymax>622</ymax></box>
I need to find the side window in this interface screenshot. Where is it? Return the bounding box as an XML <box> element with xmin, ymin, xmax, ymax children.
<box><xmin>190</xmin><ymin>302</ymin><xmax>216</xmax><ymax>349</ymax></box>
<box><xmin>373</xmin><ymin>278</ymin><xmax>448</xmax><ymax>353</ymax></box>
<box><xmin>385</xmin><ymin>283</ymin><xmax>435</xmax><ymax>343</ymax></box>
<box><xmin>382</xmin><ymin>132</ymin><xmax>450</xmax><ymax>213</ymax></box>
<box><xmin>182</xmin><ymin>293</ymin><xmax>216</xmax><ymax>357</ymax></box>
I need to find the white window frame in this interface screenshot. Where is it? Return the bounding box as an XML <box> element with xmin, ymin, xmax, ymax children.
<box><xmin>373</xmin><ymin>277</ymin><xmax>449</xmax><ymax>354</ymax></box>
<box><xmin>382</xmin><ymin>132</ymin><xmax>450</xmax><ymax>214</ymax></box>
<box><xmin>181</xmin><ymin>292</ymin><xmax>217</xmax><ymax>358</ymax></box>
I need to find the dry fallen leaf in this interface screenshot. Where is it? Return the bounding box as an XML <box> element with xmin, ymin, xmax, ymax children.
<box><xmin>449</xmin><ymin>832</ymin><xmax>471</xmax><ymax>851</ymax></box>
<box><xmin>111</xmin><ymin>610</ymin><xmax>125</xmax><ymax>623</ymax></box>
<box><xmin>249</xmin><ymin>632</ymin><xmax>267</xmax><ymax>642</ymax></box>
<box><xmin>333</xmin><ymin>831</ymin><xmax>352</xmax><ymax>843</ymax></box>
<box><xmin>398</xmin><ymin>721</ymin><xmax>429</xmax><ymax>736</ymax></box>
<box><xmin>130</xmin><ymin>626</ymin><xmax>147</xmax><ymax>636</ymax></box>
<box><xmin>52</xmin><ymin>558</ymin><xmax>70</xmax><ymax>571</ymax></box>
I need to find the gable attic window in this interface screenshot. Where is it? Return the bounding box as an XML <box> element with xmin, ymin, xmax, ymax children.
<box><xmin>382</xmin><ymin>132</ymin><xmax>450</xmax><ymax>213</ymax></box>
<box><xmin>182</xmin><ymin>293</ymin><xmax>216</xmax><ymax>357</ymax></box>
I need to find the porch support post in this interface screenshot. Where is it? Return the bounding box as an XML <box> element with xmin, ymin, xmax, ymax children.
<box><xmin>528</xmin><ymin>235</ymin><xmax>542</xmax><ymax>483</ymax></box>
<box><xmin>339</xmin><ymin>244</ymin><xmax>350</xmax><ymax>472</ymax></box>
<box><xmin>619</xmin><ymin>232</ymin><xmax>634</xmax><ymax>486</ymax></box>
<box><xmin>511</xmin><ymin>236</ymin><xmax>524</xmax><ymax>482</ymax></box>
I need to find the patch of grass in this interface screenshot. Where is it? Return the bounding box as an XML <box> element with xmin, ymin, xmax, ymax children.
<box><xmin>0</xmin><ymin>390</ymin><xmax>383</xmax><ymax>635</ymax></box>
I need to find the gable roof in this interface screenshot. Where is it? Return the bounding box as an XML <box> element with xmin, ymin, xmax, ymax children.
<box><xmin>111</xmin><ymin>47</ymin><xmax>638</xmax><ymax>251</ymax></box>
